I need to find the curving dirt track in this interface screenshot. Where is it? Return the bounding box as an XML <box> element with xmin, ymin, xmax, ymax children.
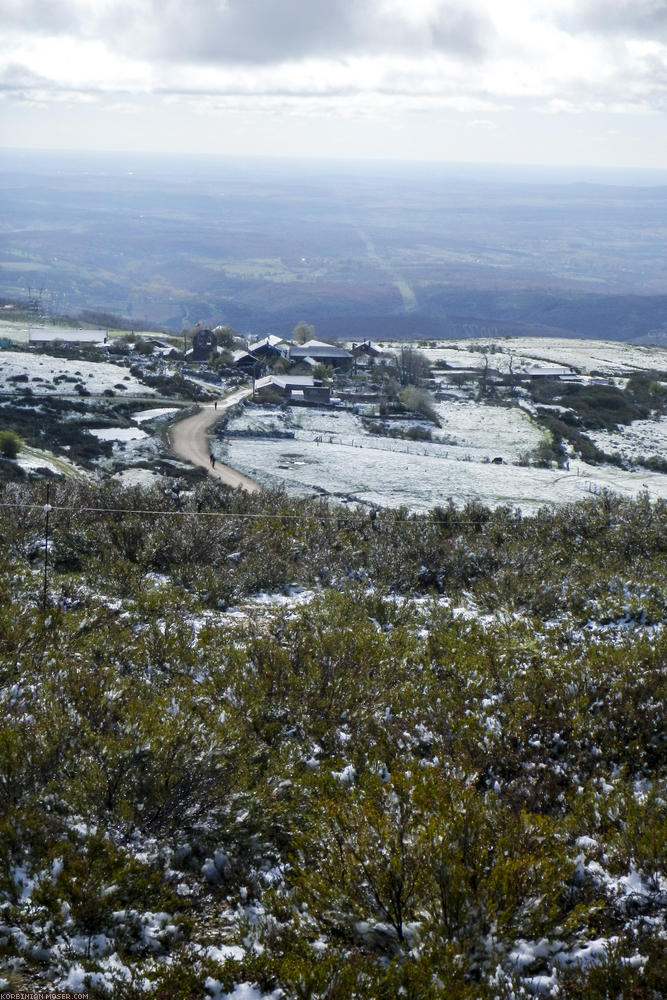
<box><xmin>169</xmin><ymin>387</ymin><xmax>260</xmax><ymax>492</ymax></box>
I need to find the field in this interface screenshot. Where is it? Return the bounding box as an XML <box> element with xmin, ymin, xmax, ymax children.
<box><xmin>219</xmin><ymin>337</ymin><xmax>667</xmax><ymax>512</ymax></box>
<box><xmin>421</xmin><ymin>338</ymin><xmax>667</xmax><ymax>376</ymax></box>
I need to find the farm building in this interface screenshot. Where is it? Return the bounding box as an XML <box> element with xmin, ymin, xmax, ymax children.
<box><xmin>247</xmin><ymin>334</ymin><xmax>291</xmax><ymax>360</ymax></box>
<box><xmin>288</xmin><ymin>339</ymin><xmax>353</xmax><ymax>370</ymax></box>
<box><xmin>232</xmin><ymin>349</ymin><xmax>259</xmax><ymax>372</ymax></box>
<box><xmin>254</xmin><ymin>374</ymin><xmax>331</xmax><ymax>404</ymax></box>
<box><xmin>351</xmin><ymin>341</ymin><xmax>384</xmax><ymax>358</ymax></box>
<box><xmin>520</xmin><ymin>365</ymin><xmax>577</xmax><ymax>380</ymax></box>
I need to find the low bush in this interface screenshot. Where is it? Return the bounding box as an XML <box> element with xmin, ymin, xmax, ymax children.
<box><xmin>0</xmin><ymin>482</ymin><xmax>664</xmax><ymax>992</ymax></box>
<box><xmin>0</xmin><ymin>431</ymin><xmax>21</xmax><ymax>459</ymax></box>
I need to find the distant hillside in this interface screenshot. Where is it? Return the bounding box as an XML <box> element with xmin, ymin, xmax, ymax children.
<box><xmin>415</xmin><ymin>288</ymin><xmax>667</xmax><ymax>345</ymax></box>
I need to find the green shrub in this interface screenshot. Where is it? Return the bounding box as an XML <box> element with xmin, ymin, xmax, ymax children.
<box><xmin>0</xmin><ymin>430</ymin><xmax>21</xmax><ymax>459</ymax></box>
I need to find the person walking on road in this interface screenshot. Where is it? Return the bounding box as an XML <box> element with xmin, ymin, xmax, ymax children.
<box><xmin>210</xmin><ymin>452</ymin><xmax>216</xmax><ymax>469</ymax></box>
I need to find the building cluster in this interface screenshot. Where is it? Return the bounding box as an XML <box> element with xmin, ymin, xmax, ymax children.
<box><xmin>233</xmin><ymin>336</ymin><xmax>384</xmax><ymax>404</ymax></box>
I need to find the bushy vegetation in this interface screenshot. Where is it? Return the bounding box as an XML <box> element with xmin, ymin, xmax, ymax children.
<box><xmin>0</xmin><ymin>481</ymin><xmax>664</xmax><ymax>996</ymax></box>
<box><xmin>520</xmin><ymin>374</ymin><xmax>667</xmax><ymax>466</ymax></box>
<box><xmin>362</xmin><ymin>418</ymin><xmax>433</xmax><ymax>442</ymax></box>
<box><xmin>0</xmin><ymin>431</ymin><xmax>21</xmax><ymax>459</ymax></box>
<box><xmin>398</xmin><ymin>386</ymin><xmax>440</xmax><ymax>424</ymax></box>
<box><xmin>526</xmin><ymin>374</ymin><xmax>667</xmax><ymax>434</ymax></box>
<box><xmin>0</xmin><ymin>397</ymin><xmax>115</xmax><ymax>466</ymax></box>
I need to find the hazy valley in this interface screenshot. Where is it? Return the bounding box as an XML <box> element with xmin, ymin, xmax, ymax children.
<box><xmin>3</xmin><ymin>151</ymin><xmax>667</xmax><ymax>343</ymax></box>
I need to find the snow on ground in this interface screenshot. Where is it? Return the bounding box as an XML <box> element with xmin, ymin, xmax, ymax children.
<box><xmin>89</xmin><ymin>427</ymin><xmax>149</xmax><ymax>442</ymax></box>
<box><xmin>421</xmin><ymin>338</ymin><xmax>667</xmax><ymax>377</ymax></box>
<box><xmin>230</xmin><ymin>401</ymin><xmax>544</xmax><ymax>465</ymax></box>
<box><xmin>0</xmin><ymin>350</ymin><xmax>153</xmax><ymax>396</ymax></box>
<box><xmin>434</xmin><ymin>399</ymin><xmax>543</xmax><ymax>460</ymax></box>
<box><xmin>589</xmin><ymin>416</ymin><xmax>667</xmax><ymax>463</ymax></box>
<box><xmin>0</xmin><ymin>318</ymin><xmax>29</xmax><ymax>343</ymax></box>
<box><xmin>245</xmin><ymin>586</ymin><xmax>316</xmax><ymax>610</ymax></box>
<box><xmin>28</xmin><ymin>327</ymin><xmax>107</xmax><ymax>344</ymax></box>
<box><xmin>204</xmin><ymin>983</ymin><xmax>283</xmax><ymax>1000</ymax></box>
<box><xmin>424</xmin><ymin>345</ymin><xmax>510</xmax><ymax>372</ymax></box>
<box><xmin>224</xmin><ymin>436</ymin><xmax>667</xmax><ymax>512</ymax></box>
<box><xmin>132</xmin><ymin>407</ymin><xmax>179</xmax><ymax>423</ymax></box>
<box><xmin>16</xmin><ymin>447</ymin><xmax>88</xmax><ymax>479</ymax></box>
<box><xmin>112</xmin><ymin>468</ymin><xmax>165</xmax><ymax>489</ymax></box>
<box><xmin>502</xmin><ymin>337</ymin><xmax>667</xmax><ymax>375</ymax></box>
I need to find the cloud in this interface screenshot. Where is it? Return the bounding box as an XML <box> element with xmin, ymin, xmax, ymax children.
<box><xmin>1</xmin><ymin>0</ymin><xmax>90</xmax><ymax>36</ymax></box>
<box><xmin>123</xmin><ymin>0</ymin><xmax>493</xmax><ymax>65</ymax></box>
<box><xmin>559</xmin><ymin>1</ymin><xmax>667</xmax><ymax>38</ymax></box>
<box><xmin>2</xmin><ymin>0</ymin><xmax>667</xmax><ymax>124</ymax></box>
<box><xmin>2</xmin><ymin>1</ymin><xmax>492</xmax><ymax>65</ymax></box>
<box><xmin>0</xmin><ymin>62</ymin><xmax>48</xmax><ymax>92</ymax></box>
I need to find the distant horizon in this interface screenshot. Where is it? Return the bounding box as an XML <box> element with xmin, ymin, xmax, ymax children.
<box><xmin>3</xmin><ymin>146</ymin><xmax>667</xmax><ymax>187</ymax></box>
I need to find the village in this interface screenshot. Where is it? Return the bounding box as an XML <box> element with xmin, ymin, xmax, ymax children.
<box><xmin>1</xmin><ymin>312</ymin><xmax>667</xmax><ymax>511</ymax></box>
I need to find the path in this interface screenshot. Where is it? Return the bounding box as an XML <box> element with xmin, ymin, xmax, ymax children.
<box><xmin>169</xmin><ymin>387</ymin><xmax>261</xmax><ymax>492</ymax></box>
<box><xmin>356</xmin><ymin>227</ymin><xmax>417</xmax><ymax>312</ymax></box>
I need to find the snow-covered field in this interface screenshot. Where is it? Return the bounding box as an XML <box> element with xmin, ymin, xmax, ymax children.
<box><xmin>0</xmin><ymin>318</ymin><xmax>30</xmax><ymax>343</ymax></box>
<box><xmin>230</xmin><ymin>400</ymin><xmax>543</xmax><ymax>464</ymax></box>
<box><xmin>0</xmin><ymin>349</ymin><xmax>152</xmax><ymax>396</ymax></box>
<box><xmin>224</xmin><ymin>434</ymin><xmax>667</xmax><ymax>512</ymax></box>
<box><xmin>219</xmin><ymin>338</ymin><xmax>667</xmax><ymax>510</ymax></box>
<box><xmin>132</xmin><ymin>406</ymin><xmax>179</xmax><ymax>423</ymax></box>
<box><xmin>89</xmin><ymin>426</ymin><xmax>149</xmax><ymax>442</ymax></box>
<box><xmin>433</xmin><ymin>399</ymin><xmax>543</xmax><ymax>460</ymax></box>
<box><xmin>589</xmin><ymin>415</ymin><xmax>667</xmax><ymax>463</ymax></box>
<box><xmin>420</xmin><ymin>337</ymin><xmax>667</xmax><ymax>376</ymax></box>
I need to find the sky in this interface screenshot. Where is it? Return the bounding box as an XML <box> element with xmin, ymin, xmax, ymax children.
<box><xmin>2</xmin><ymin>0</ymin><xmax>667</xmax><ymax>167</ymax></box>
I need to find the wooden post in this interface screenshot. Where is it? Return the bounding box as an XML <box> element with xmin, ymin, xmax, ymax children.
<box><xmin>43</xmin><ymin>482</ymin><xmax>51</xmax><ymax>611</ymax></box>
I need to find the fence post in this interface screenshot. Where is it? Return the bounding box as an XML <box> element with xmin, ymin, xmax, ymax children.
<box><xmin>43</xmin><ymin>483</ymin><xmax>52</xmax><ymax>611</ymax></box>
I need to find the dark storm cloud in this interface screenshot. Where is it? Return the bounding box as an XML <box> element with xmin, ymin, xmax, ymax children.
<box><xmin>561</xmin><ymin>1</ymin><xmax>667</xmax><ymax>38</ymax></box>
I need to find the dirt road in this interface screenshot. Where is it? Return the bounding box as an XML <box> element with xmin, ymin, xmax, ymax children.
<box><xmin>169</xmin><ymin>387</ymin><xmax>260</xmax><ymax>492</ymax></box>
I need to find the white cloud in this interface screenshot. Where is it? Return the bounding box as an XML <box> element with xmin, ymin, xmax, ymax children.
<box><xmin>1</xmin><ymin>1</ymin><xmax>664</xmax><ymax>112</ymax></box>
<box><xmin>1</xmin><ymin>1</ymin><xmax>667</xmax><ymax>163</ymax></box>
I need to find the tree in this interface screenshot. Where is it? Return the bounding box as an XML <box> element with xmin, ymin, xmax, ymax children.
<box><xmin>215</xmin><ymin>325</ymin><xmax>238</xmax><ymax>349</ymax></box>
<box><xmin>312</xmin><ymin>363</ymin><xmax>334</xmax><ymax>381</ymax></box>
<box><xmin>0</xmin><ymin>431</ymin><xmax>21</xmax><ymax>459</ymax></box>
<box><xmin>292</xmin><ymin>321</ymin><xmax>315</xmax><ymax>344</ymax></box>
<box><xmin>396</xmin><ymin>346</ymin><xmax>431</xmax><ymax>386</ymax></box>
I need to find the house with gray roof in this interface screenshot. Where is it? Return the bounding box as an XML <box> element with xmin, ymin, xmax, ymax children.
<box><xmin>288</xmin><ymin>339</ymin><xmax>352</xmax><ymax>370</ymax></box>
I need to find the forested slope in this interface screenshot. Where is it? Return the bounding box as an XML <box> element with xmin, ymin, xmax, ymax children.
<box><xmin>0</xmin><ymin>482</ymin><xmax>665</xmax><ymax>998</ymax></box>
